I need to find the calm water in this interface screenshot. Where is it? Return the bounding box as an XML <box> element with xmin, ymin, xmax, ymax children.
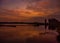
<box><xmin>0</xmin><ymin>25</ymin><xmax>58</xmax><ymax>43</ymax></box>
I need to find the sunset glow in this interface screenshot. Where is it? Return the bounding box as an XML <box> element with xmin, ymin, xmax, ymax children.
<box><xmin>0</xmin><ymin>0</ymin><xmax>60</xmax><ymax>21</ymax></box>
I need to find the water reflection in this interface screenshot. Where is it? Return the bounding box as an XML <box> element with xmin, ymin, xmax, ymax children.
<box><xmin>0</xmin><ymin>25</ymin><xmax>58</xmax><ymax>43</ymax></box>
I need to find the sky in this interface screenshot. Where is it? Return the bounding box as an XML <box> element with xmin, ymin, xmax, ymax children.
<box><xmin>0</xmin><ymin>0</ymin><xmax>60</xmax><ymax>22</ymax></box>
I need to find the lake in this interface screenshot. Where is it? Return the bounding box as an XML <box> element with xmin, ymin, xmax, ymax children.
<box><xmin>0</xmin><ymin>25</ymin><xmax>58</xmax><ymax>43</ymax></box>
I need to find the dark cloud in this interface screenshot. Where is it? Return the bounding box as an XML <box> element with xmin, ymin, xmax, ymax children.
<box><xmin>26</xmin><ymin>0</ymin><xmax>41</xmax><ymax>3</ymax></box>
<box><xmin>0</xmin><ymin>0</ymin><xmax>2</xmax><ymax>6</ymax></box>
<box><xmin>46</xmin><ymin>11</ymin><xmax>60</xmax><ymax>20</ymax></box>
<box><xmin>27</xmin><ymin>0</ymin><xmax>59</xmax><ymax>10</ymax></box>
<box><xmin>26</xmin><ymin>0</ymin><xmax>60</xmax><ymax>16</ymax></box>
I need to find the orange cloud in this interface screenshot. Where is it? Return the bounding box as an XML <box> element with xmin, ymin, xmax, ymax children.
<box><xmin>26</xmin><ymin>0</ymin><xmax>60</xmax><ymax>17</ymax></box>
<box><xmin>18</xmin><ymin>8</ymin><xmax>59</xmax><ymax>17</ymax></box>
<box><xmin>19</xmin><ymin>9</ymin><xmax>40</xmax><ymax>17</ymax></box>
<box><xmin>0</xmin><ymin>8</ymin><xmax>31</xmax><ymax>21</ymax></box>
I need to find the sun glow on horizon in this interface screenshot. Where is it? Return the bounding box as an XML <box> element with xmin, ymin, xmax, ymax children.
<box><xmin>16</xmin><ymin>8</ymin><xmax>59</xmax><ymax>18</ymax></box>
